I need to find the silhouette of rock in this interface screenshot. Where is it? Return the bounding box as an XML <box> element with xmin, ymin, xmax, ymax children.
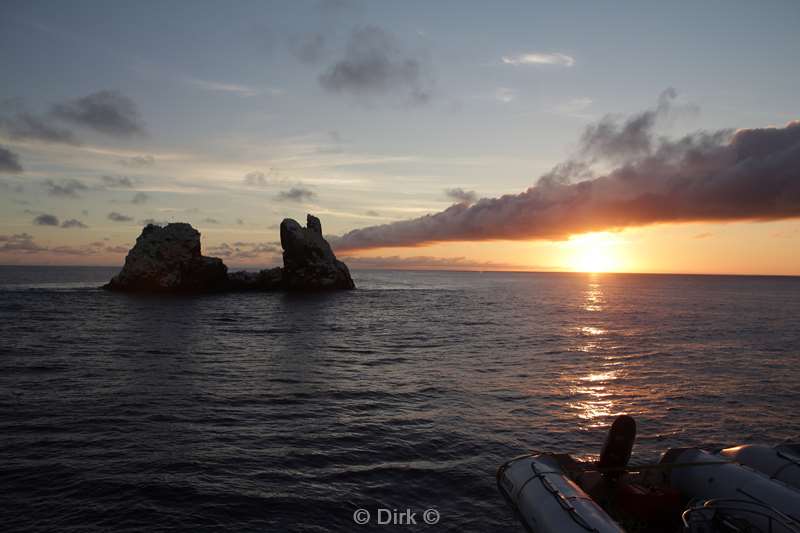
<box><xmin>104</xmin><ymin>223</ymin><xmax>227</xmax><ymax>292</ymax></box>
<box><xmin>280</xmin><ymin>215</ymin><xmax>355</xmax><ymax>290</ymax></box>
<box><xmin>105</xmin><ymin>215</ymin><xmax>355</xmax><ymax>293</ymax></box>
<box><xmin>226</xmin><ymin>267</ymin><xmax>283</xmax><ymax>291</ymax></box>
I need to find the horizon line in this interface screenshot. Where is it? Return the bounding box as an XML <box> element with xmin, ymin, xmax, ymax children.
<box><xmin>0</xmin><ymin>263</ymin><xmax>798</xmax><ymax>278</ymax></box>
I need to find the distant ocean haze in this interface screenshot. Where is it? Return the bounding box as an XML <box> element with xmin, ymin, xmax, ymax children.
<box><xmin>1</xmin><ymin>266</ymin><xmax>799</xmax><ymax>531</ymax></box>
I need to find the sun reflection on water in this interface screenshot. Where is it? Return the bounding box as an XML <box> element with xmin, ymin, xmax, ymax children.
<box><xmin>583</xmin><ymin>281</ymin><xmax>605</xmax><ymax>312</ymax></box>
<box><xmin>579</xmin><ymin>326</ymin><xmax>607</xmax><ymax>336</ymax></box>
<box><xmin>566</xmin><ymin>277</ymin><xmax>627</xmax><ymax>428</ymax></box>
<box><xmin>567</xmin><ymin>369</ymin><xmax>623</xmax><ymax>429</ymax></box>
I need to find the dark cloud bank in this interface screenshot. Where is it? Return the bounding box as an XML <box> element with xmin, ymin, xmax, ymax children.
<box><xmin>331</xmin><ymin>93</ymin><xmax>800</xmax><ymax>251</ymax></box>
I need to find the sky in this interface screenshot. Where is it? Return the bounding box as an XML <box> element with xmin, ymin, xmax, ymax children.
<box><xmin>1</xmin><ymin>0</ymin><xmax>799</xmax><ymax>275</ymax></box>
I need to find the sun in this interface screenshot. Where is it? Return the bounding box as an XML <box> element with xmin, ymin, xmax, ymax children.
<box><xmin>567</xmin><ymin>232</ymin><xmax>622</xmax><ymax>273</ymax></box>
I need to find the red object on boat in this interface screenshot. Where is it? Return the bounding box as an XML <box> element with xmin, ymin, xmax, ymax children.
<box><xmin>616</xmin><ymin>482</ymin><xmax>682</xmax><ymax>520</ymax></box>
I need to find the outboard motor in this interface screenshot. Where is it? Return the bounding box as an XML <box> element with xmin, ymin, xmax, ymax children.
<box><xmin>598</xmin><ymin>414</ymin><xmax>636</xmax><ymax>479</ymax></box>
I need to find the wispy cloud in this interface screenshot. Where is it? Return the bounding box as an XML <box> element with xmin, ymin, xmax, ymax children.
<box><xmin>339</xmin><ymin>254</ymin><xmax>540</xmax><ymax>271</ymax></box>
<box><xmin>206</xmin><ymin>241</ymin><xmax>281</xmax><ymax>262</ymax></box>
<box><xmin>276</xmin><ymin>186</ymin><xmax>315</xmax><ymax>202</ymax></box>
<box><xmin>44</xmin><ymin>178</ymin><xmax>88</xmax><ymax>198</ymax></box>
<box><xmin>132</xmin><ymin>192</ymin><xmax>149</xmax><ymax>204</ymax></box>
<box><xmin>0</xmin><ymin>110</ymin><xmax>80</xmax><ymax>145</ymax></box>
<box><xmin>117</xmin><ymin>154</ymin><xmax>155</xmax><ymax>168</ymax></box>
<box><xmin>0</xmin><ymin>233</ymin><xmax>123</xmax><ymax>257</ymax></box>
<box><xmin>107</xmin><ymin>211</ymin><xmax>133</xmax><ymax>222</ymax></box>
<box><xmin>61</xmin><ymin>218</ymin><xmax>88</xmax><ymax>229</ymax></box>
<box><xmin>444</xmin><ymin>187</ymin><xmax>478</xmax><ymax>205</ymax></box>
<box><xmin>553</xmin><ymin>97</ymin><xmax>594</xmax><ymax>119</ymax></box>
<box><xmin>494</xmin><ymin>87</ymin><xmax>516</xmax><ymax>103</ymax></box>
<box><xmin>0</xmin><ymin>233</ymin><xmax>46</xmax><ymax>253</ymax></box>
<box><xmin>101</xmin><ymin>175</ymin><xmax>134</xmax><ymax>188</ymax></box>
<box><xmin>502</xmin><ymin>52</ymin><xmax>575</xmax><ymax>67</ymax></box>
<box><xmin>186</xmin><ymin>78</ymin><xmax>262</xmax><ymax>97</ymax></box>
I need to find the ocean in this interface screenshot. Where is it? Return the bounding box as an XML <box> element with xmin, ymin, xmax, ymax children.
<box><xmin>1</xmin><ymin>266</ymin><xmax>799</xmax><ymax>532</ymax></box>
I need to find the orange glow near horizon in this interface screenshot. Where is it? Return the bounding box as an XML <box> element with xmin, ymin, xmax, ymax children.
<box><xmin>2</xmin><ymin>220</ymin><xmax>799</xmax><ymax>276</ymax></box>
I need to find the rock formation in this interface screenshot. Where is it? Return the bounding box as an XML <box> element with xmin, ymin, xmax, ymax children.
<box><xmin>226</xmin><ymin>267</ymin><xmax>283</xmax><ymax>291</ymax></box>
<box><xmin>104</xmin><ymin>223</ymin><xmax>228</xmax><ymax>292</ymax></box>
<box><xmin>280</xmin><ymin>215</ymin><xmax>355</xmax><ymax>290</ymax></box>
<box><xmin>104</xmin><ymin>215</ymin><xmax>354</xmax><ymax>293</ymax></box>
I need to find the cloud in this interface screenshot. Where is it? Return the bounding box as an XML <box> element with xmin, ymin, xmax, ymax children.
<box><xmin>578</xmin><ymin>88</ymin><xmax>677</xmax><ymax>163</ymax></box>
<box><xmin>61</xmin><ymin>218</ymin><xmax>88</xmax><ymax>229</ymax></box>
<box><xmin>276</xmin><ymin>186</ymin><xmax>315</xmax><ymax>202</ymax></box>
<box><xmin>444</xmin><ymin>187</ymin><xmax>478</xmax><ymax>205</ymax></box>
<box><xmin>0</xmin><ymin>145</ymin><xmax>23</xmax><ymax>173</ymax></box>
<box><xmin>502</xmin><ymin>52</ymin><xmax>575</xmax><ymax>67</ymax></box>
<box><xmin>51</xmin><ymin>90</ymin><xmax>145</xmax><ymax>137</ymax></box>
<box><xmin>243</xmin><ymin>169</ymin><xmax>292</xmax><ymax>187</ymax></box>
<box><xmin>494</xmin><ymin>87</ymin><xmax>516</xmax><ymax>104</ymax></box>
<box><xmin>330</xmin><ymin>93</ymin><xmax>800</xmax><ymax>251</ymax></box>
<box><xmin>0</xmin><ymin>110</ymin><xmax>79</xmax><ymax>145</ymax></box>
<box><xmin>236</xmin><ymin>218</ymin><xmax>244</xmax><ymax>225</ymax></box>
<box><xmin>365</xmin><ymin>210</ymin><xmax>381</xmax><ymax>217</ymax></box>
<box><xmin>244</xmin><ymin>171</ymin><xmax>270</xmax><ymax>187</ymax></box>
<box><xmin>101</xmin><ymin>175</ymin><xmax>135</xmax><ymax>188</ymax></box>
<box><xmin>117</xmin><ymin>154</ymin><xmax>155</xmax><ymax>168</ymax></box>
<box><xmin>132</xmin><ymin>192</ymin><xmax>149</xmax><ymax>204</ymax></box>
<box><xmin>108</xmin><ymin>211</ymin><xmax>133</xmax><ymax>222</ymax></box>
<box><xmin>289</xmin><ymin>32</ymin><xmax>327</xmax><ymax>64</ymax></box>
<box><xmin>33</xmin><ymin>214</ymin><xmax>59</xmax><ymax>226</ymax></box>
<box><xmin>553</xmin><ymin>97</ymin><xmax>594</xmax><ymax>119</ymax></box>
<box><xmin>340</xmin><ymin>254</ymin><xmax>536</xmax><ymax>271</ymax></box>
<box><xmin>0</xmin><ymin>179</ymin><xmax>24</xmax><ymax>193</ymax></box>
<box><xmin>0</xmin><ymin>233</ymin><xmax>125</xmax><ymax>257</ymax></box>
<box><xmin>319</xmin><ymin>25</ymin><xmax>432</xmax><ymax>103</ymax></box>
<box><xmin>186</xmin><ymin>78</ymin><xmax>262</xmax><ymax>97</ymax></box>
<box><xmin>140</xmin><ymin>218</ymin><xmax>168</xmax><ymax>226</ymax></box>
<box><xmin>206</xmin><ymin>241</ymin><xmax>281</xmax><ymax>261</ymax></box>
<box><xmin>202</xmin><ymin>217</ymin><xmax>220</xmax><ymax>224</ymax></box>
<box><xmin>44</xmin><ymin>178</ymin><xmax>89</xmax><ymax>198</ymax></box>
<box><xmin>0</xmin><ymin>233</ymin><xmax>45</xmax><ymax>253</ymax></box>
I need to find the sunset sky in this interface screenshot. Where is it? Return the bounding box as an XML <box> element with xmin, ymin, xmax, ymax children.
<box><xmin>1</xmin><ymin>1</ymin><xmax>799</xmax><ymax>275</ymax></box>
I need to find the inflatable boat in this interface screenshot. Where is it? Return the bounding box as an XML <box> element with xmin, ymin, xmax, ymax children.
<box><xmin>497</xmin><ymin>415</ymin><xmax>800</xmax><ymax>532</ymax></box>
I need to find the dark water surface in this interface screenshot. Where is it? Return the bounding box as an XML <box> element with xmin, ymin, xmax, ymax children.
<box><xmin>1</xmin><ymin>266</ymin><xmax>799</xmax><ymax>532</ymax></box>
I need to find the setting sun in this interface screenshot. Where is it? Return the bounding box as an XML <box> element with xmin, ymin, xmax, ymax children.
<box><xmin>568</xmin><ymin>233</ymin><xmax>622</xmax><ymax>273</ymax></box>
